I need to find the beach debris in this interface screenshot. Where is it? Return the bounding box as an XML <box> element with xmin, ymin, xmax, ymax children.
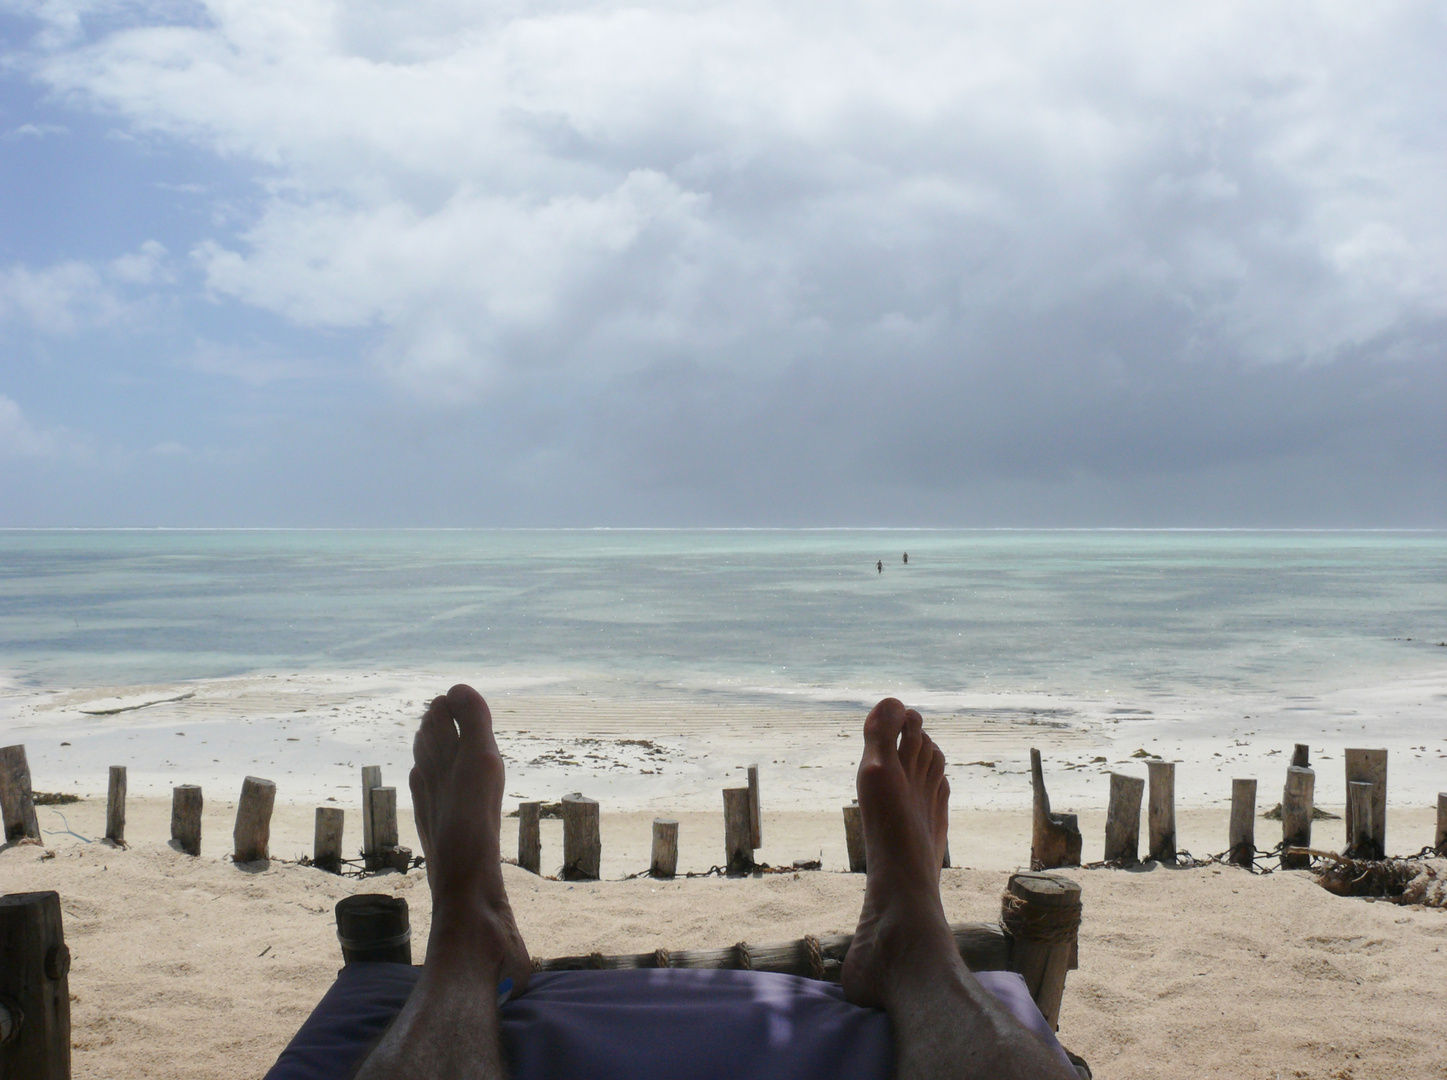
<box><xmin>32</xmin><ymin>792</ymin><xmax>80</xmax><ymax>805</ymax></box>
<box><xmin>1261</xmin><ymin>803</ymin><xmax>1341</xmax><ymax>820</ymax></box>
<box><xmin>960</xmin><ymin>760</ymin><xmax>997</xmax><ymax>768</ymax></box>
<box><xmin>1130</xmin><ymin>748</ymin><xmax>1151</xmax><ymax>758</ymax></box>
<box><xmin>1312</xmin><ymin>853</ymin><xmax>1447</xmax><ymax>907</ymax></box>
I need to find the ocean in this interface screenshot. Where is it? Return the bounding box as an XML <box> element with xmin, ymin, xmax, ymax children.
<box><xmin>2</xmin><ymin>529</ymin><xmax>1444</xmax><ymax>808</ymax></box>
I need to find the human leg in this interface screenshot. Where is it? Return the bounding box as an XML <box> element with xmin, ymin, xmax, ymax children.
<box><xmin>353</xmin><ymin>685</ymin><xmax>530</xmax><ymax>1080</ymax></box>
<box><xmin>842</xmin><ymin>698</ymin><xmax>1077</xmax><ymax>1080</ymax></box>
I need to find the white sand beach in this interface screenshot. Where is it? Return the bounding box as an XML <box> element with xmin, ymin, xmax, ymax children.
<box><xmin>4</xmin><ymin>795</ymin><xmax>1447</xmax><ymax>1079</ymax></box>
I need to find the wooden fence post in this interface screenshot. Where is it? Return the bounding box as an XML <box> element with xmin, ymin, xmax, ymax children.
<box><xmin>1029</xmin><ymin>749</ymin><xmax>1082</xmax><ymax>870</ymax></box>
<box><xmin>0</xmin><ymin>891</ymin><xmax>71</xmax><ymax>1080</ymax></box>
<box><xmin>723</xmin><ymin>787</ymin><xmax>754</xmax><ymax>875</ymax></box>
<box><xmin>171</xmin><ymin>784</ymin><xmax>203</xmax><ymax>856</ymax></box>
<box><xmin>843</xmin><ymin>803</ymin><xmax>866</xmax><ymax>873</ymax></box>
<box><xmin>1345</xmin><ymin>781</ymin><xmax>1374</xmax><ymax>858</ymax></box>
<box><xmin>1146</xmin><ymin>759</ymin><xmax>1176</xmax><ymax>863</ymax></box>
<box><xmin>0</xmin><ymin>745</ymin><xmax>40</xmax><ymax>844</ymax></box>
<box><xmin>1291</xmin><ymin>744</ymin><xmax>1310</xmax><ymax>768</ymax></box>
<box><xmin>361</xmin><ymin>765</ymin><xmax>382</xmax><ymax>862</ymax></box>
<box><xmin>106</xmin><ymin>765</ymin><xmax>127</xmax><ymax>845</ymax></box>
<box><xmin>371</xmin><ymin>787</ymin><xmax>399</xmax><ymax>851</ymax></box>
<box><xmin>1002</xmin><ymin>872</ymin><xmax>1081</xmax><ymax>1031</ymax></box>
<box><xmin>1437</xmin><ymin>793</ymin><xmax>1447</xmax><ymax>857</ymax></box>
<box><xmin>651</xmin><ymin>818</ymin><xmax>679</xmax><ymax>878</ymax></box>
<box><xmin>1103</xmin><ymin>773</ymin><xmax>1144</xmax><ymax>864</ymax></box>
<box><xmin>1228</xmin><ymin>778</ymin><xmax>1257</xmax><ymax>867</ymax></box>
<box><xmin>1281</xmin><ymin>764</ymin><xmax>1314</xmax><ymax>869</ymax></box>
<box><xmin>747</xmin><ymin>765</ymin><xmax>762</xmax><ymax>850</ymax></box>
<box><xmin>517</xmin><ymin>802</ymin><xmax>542</xmax><ymax>875</ymax></box>
<box><xmin>1344</xmin><ymin>749</ymin><xmax>1387</xmax><ymax>859</ymax></box>
<box><xmin>233</xmin><ymin>776</ymin><xmax>276</xmax><ymax>863</ymax></box>
<box><xmin>314</xmin><ymin>807</ymin><xmax>344</xmax><ymax>873</ymax></box>
<box><xmin>335</xmin><ymin>894</ymin><xmax>412</xmax><ymax>965</ymax></box>
<box><xmin>561</xmin><ymin>794</ymin><xmax>600</xmax><ymax>881</ymax></box>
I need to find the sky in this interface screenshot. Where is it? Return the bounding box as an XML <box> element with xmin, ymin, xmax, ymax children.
<box><xmin>0</xmin><ymin>0</ymin><xmax>1443</xmax><ymax>527</ymax></box>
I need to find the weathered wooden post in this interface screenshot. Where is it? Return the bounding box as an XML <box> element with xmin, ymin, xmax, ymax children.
<box><xmin>1002</xmin><ymin>872</ymin><xmax>1081</xmax><ymax>1031</ymax></box>
<box><xmin>314</xmin><ymin>807</ymin><xmax>345</xmax><ymax>873</ymax></box>
<box><xmin>651</xmin><ymin>818</ymin><xmax>679</xmax><ymax>878</ymax></box>
<box><xmin>0</xmin><ymin>891</ymin><xmax>71</xmax><ymax>1080</ymax></box>
<box><xmin>1291</xmin><ymin>744</ymin><xmax>1310</xmax><ymax>768</ymax></box>
<box><xmin>561</xmin><ymin>793</ymin><xmax>600</xmax><ymax>881</ymax></box>
<box><xmin>1103</xmin><ymin>773</ymin><xmax>1144</xmax><ymax>863</ymax></box>
<box><xmin>233</xmin><ymin>776</ymin><xmax>276</xmax><ymax>863</ymax></box>
<box><xmin>171</xmin><ymin>784</ymin><xmax>203</xmax><ymax>856</ymax></box>
<box><xmin>105</xmin><ymin>765</ymin><xmax>127</xmax><ymax>845</ymax></box>
<box><xmin>723</xmin><ymin>787</ymin><xmax>754</xmax><ymax>875</ymax></box>
<box><xmin>517</xmin><ymin>801</ymin><xmax>542</xmax><ymax>875</ymax></box>
<box><xmin>1029</xmin><ymin>749</ymin><xmax>1082</xmax><ymax>870</ymax></box>
<box><xmin>747</xmin><ymin>764</ymin><xmax>762</xmax><ymax>850</ymax></box>
<box><xmin>371</xmin><ymin>787</ymin><xmax>399</xmax><ymax>853</ymax></box>
<box><xmin>1345</xmin><ymin>781</ymin><xmax>1374</xmax><ymax>858</ymax></box>
<box><xmin>361</xmin><ymin>764</ymin><xmax>382</xmax><ymax>864</ymax></box>
<box><xmin>0</xmin><ymin>745</ymin><xmax>40</xmax><ymax>843</ymax></box>
<box><xmin>1228</xmin><ymin>778</ymin><xmax>1257</xmax><ymax>867</ymax></box>
<box><xmin>1146</xmin><ymin>759</ymin><xmax>1176</xmax><ymax>864</ymax></box>
<box><xmin>1281</xmin><ymin>764</ymin><xmax>1314</xmax><ymax>869</ymax></box>
<box><xmin>1344</xmin><ymin>748</ymin><xmax>1387</xmax><ymax>859</ymax></box>
<box><xmin>842</xmin><ymin>803</ymin><xmax>866</xmax><ymax>873</ymax></box>
<box><xmin>335</xmin><ymin>894</ymin><xmax>412</xmax><ymax>965</ymax></box>
<box><xmin>1437</xmin><ymin>793</ymin><xmax>1447</xmax><ymax>857</ymax></box>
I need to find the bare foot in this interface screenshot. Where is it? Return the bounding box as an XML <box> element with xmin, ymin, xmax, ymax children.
<box><xmin>409</xmin><ymin>684</ymin><xmax>530</xmax><ymax>992</ymax></box>
<box><xmin>841</xmin><ymin>697</ymin><xmax>956</xmax><ymax>1010</ymax></box>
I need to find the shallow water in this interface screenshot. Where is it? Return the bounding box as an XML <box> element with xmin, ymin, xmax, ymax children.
<box><xmin>2</xmin><ymin>529</ymin><xmax>1444</xmax><ymax>697</ymax></box>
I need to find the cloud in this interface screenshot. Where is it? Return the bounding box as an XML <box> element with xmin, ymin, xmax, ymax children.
<box><xmin>2</xmin><ymin>1</ymin><xmax>1443</xmax><ymax>522</ymax></box>
<box><xmin>0</xmin><ymin>394</ymin><xmax>69</xmax><ymax>457</ymax></box>
<box><xmin>0</xmin><ymin>241</ymin><xmax>169</xmax><ymax>333</ymax></box>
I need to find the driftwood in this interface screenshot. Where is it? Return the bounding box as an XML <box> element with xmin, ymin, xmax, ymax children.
<box><xmin>1029</xmin><ymin>749</ymin><xmax>1082</xmax><ymax>870</ymax></box>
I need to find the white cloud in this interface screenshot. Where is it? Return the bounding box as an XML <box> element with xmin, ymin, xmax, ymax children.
<box><xmin>0</xmin><ymin>394</ymin><xmax>64</xmax><ymax>457</ymax></box>
<box><xmin>14</xmin><ymin>0</ymin><xmax>1442</xmax><ymax>399</ymax></box>
<box><xmin>0</xmin><ymin>241</ymin><xmax>170</xmax><ymax>332</ymax></box>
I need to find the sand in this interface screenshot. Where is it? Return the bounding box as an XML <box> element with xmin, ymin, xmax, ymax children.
<box><xmin>5</xmin><ymin>797</ymin><xmax>1447</xmax><ymax>1080</ymax></box>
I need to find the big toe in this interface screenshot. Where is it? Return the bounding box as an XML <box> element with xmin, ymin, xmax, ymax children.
<box><xmin>446</xmin><ymin>683</ymin><xmax>497</xmax><ymax>752</ymax></box>
<box><xmin>862</xmin><ymin>697</ymin><xmax>908</xmax><ymax>757</ymax></box>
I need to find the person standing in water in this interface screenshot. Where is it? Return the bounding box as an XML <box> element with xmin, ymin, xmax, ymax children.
<box><xmin>877</xmin><ymin>560</ymin><xmax>883</xmax><ymax>574</ymax></box>
<box><xmin>903</xmin><ymin>553</ymin><xmax>908</xmax><ymax>564</ymax></box>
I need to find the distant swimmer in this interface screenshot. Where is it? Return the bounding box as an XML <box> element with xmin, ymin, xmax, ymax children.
<box><xmin>877</xmin><ymin>560</ymin><xmax>883</xmax><ymax>574</ymax></box>
<box><xmin>903</xmin><ymin>552</ymin><xmax>908</xmax><ymax>564</ymax></box>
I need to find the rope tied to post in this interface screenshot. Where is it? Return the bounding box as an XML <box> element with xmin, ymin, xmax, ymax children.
<box><xmin>1000</xmin><ymin>893</ymin><xmax>1082</xmax><ymax>946</ymax></box>
<box><xmin>802</xmin><ymin>935</ymin><xmax>825</xmax><ymax>981</ymax></box>
<box><xmin>653</xmin><ymin>948</ymin><xmax>671</xmax><ymax>968</ymax></box>
<box><xmin>734</xmin><ymin>942</ymin><xmax>753</xmax><ymax>970</ymax></box>
<box><xmin>587</xmin><ymin>952</ymin><xmax>606</xmax><ymax>969</ymax></box>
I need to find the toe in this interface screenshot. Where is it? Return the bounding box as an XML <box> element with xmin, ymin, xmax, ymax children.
<box><xmin>862</xmin><ymin>698</ymin><xmax>907</xmax><ymax>756</ymax></box>
<box><xmin>925</xmin><ymin>740</ymin><xmax>946</xmax><ymax>792</ymax></box>
<box><xmin>898</xmin><ymin>708</ymin><xmax>925</xmax><ymax>771</ymax></box>
<box><xmin>447</xmin><ymin>683</ymin><xmax>497</xmax><ymax>753</ymax></box>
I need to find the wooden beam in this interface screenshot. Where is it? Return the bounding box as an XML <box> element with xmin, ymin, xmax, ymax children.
<box><xmin>561</xmin><ymin>793</ymin><xmax>600</xmax><ymax>881</ymax></box>
<box><xmin>1228</xmin><ymin>778</ymin><xmax>1257</xmax><ymax>867</ymax></box>
<box><xmin>517</xmin><ymin>801</ymin><xmax>541</xmax><ymax>875</ymax></box>
<box><xmin>1103</xmin><ymin>772</ymin><xmax>1144</xmax><ymax>864</ymax></box>
<box><xmin>171</xmin><ymin>785</ymin><xmax>203</xmax><ymax>857</ymax></box>
<box><xmin>0</xmin><ymin>745</ymin><xmax>40</xmax><ymax>844</ymax></box>
<box><xmin>650</xmin><ymin>818</ymin><xmax>678</xmax><ymax>879</ymax></box>
<box><xmin>105</xmin><ymin>765</ymin><xmax>127</xmax><ymax>846</ymax></box>
<box><xmin>1029</xmin><ymin>749</ymin><xmax>1082</xmax><ymax>871</ymax></box>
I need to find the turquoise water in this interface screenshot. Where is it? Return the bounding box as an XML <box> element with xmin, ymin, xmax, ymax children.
<box><xmin>2</xmin><ymin>530</ymin><xmax>1443</xmax><ymax>698</ymax></box>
